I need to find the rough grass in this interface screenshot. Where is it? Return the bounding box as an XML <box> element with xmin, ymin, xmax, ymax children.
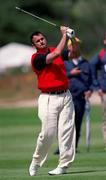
<box><xmin>0</xmin><ymin>72</ymin><xmax>39</xmax><ymax>101</ymax></box>
<box><xmin>0</xmin><ymin>106</ymin><xmax>106</xmax><ymax>180</ymax></box>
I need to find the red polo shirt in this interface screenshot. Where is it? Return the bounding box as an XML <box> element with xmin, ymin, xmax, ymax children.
<box><xmin>31</xmin><ymin>47</ymin><xmax>68</xmax><ymax>92</ymax></box>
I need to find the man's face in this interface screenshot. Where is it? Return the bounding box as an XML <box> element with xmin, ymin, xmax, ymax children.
<box><xmin>32</xmin><ymin>33</ymin><xmax>47</xmax><ymax>49</ymax></box>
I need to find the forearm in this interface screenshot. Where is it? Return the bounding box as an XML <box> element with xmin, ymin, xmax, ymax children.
<box><xmin>54</xmin><ymin>33</ymin><xmax>67</xmax><ymax>56</ymax></box>
<box><xmin>46</xmin><ymin>33</ymin><xmax>67</xmax><ymax>64</ymax></box>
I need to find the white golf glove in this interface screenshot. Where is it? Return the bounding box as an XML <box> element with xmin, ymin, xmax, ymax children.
<box><xmin>66</xmin><ymin>28</ymin><xmax>75</xmax><ymax>39</ymax></box>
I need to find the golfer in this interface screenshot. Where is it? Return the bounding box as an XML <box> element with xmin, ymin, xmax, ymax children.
<box><xmin>29</xmin><ymin>26</ymin><xmax>76</xmax><ymax>176</ymax></box>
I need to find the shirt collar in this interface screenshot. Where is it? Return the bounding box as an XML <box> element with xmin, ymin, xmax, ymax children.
<box><xmin>72</xmin><ymin>56</ymin><xmax>82</xmax><ymax>61</ymax></box>
<box><xmin>37</xmin><ymin>48</ymin><xmax>48</xmax><ymax>54</ymax></box>
<box><xmin>72</xmin><ymin>56</ymin><xmax>82</xmax><ymax>65</ymax></box>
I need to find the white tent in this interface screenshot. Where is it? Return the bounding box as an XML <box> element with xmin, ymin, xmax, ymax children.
<box><xmin>0</xmin><ymin>42</ymin><xmax>36</xmax><ymax>70</ymax></box>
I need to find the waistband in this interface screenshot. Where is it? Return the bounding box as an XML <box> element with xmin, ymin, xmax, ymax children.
<box><xmin>43</xmin><ymin>89</ymin><xmax>67</xmax><ymax>95</ymax></box>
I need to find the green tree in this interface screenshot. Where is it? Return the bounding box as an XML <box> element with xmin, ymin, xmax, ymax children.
<box><xmin>0</xmin><ymin>0</ymin><xmax>106</xmax><ymax>56</ymax></box>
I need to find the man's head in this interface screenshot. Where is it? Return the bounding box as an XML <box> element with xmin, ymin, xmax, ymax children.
<box><xmin>30</xmin><ymin>31</ymin><xmax>47</xmax><ymax>50</ymax></box>
<box><xmin>67</xmin><ymin>38</ymin><xmax>81</xmax><ymax>59</ymax></box>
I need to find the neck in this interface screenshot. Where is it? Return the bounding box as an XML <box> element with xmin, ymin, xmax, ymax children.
<box><xmin>37</xmin><ymin>47</ymin><xmax>48</xmax><ymax>53</ymax></box>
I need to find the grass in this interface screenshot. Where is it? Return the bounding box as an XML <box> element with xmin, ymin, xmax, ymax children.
<box><xmin>0</xmin><ymin>105</ymin><xmax>106</xmax><ymax>180</ymax></box>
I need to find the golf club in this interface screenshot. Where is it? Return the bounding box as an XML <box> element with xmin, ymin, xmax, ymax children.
<box><xmin>15</xmin><ymin>7</ymin><xmax>75</xmax><ymax>38</ymax></box>
<box><xmin>15</xmin><ymin>7</ymin><xmax>58</xmax><ymax>27</ymax></box>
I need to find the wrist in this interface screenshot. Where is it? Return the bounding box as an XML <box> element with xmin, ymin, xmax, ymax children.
<box><xmin>62</xmin><ymin>33</ymin><xmax>67</xmax><ymax>38</ymax></box>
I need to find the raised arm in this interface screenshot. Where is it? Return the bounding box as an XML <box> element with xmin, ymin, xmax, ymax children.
<box><xmin>46</xmin><ymin>26</ymin><xmax>68</xmax><ymax>64</ymax></box>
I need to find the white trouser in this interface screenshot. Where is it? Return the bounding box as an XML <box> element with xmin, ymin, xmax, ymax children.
<box><xmin>32</xmin><ymin>90</ymin><xmax>76</xmax><ymax>168</ymax></box>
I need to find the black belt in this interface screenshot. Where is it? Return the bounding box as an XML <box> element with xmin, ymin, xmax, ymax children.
<box><xmin>45</xmin><ymin>89</ymin><xmax>67</xmax><ymax>95</ymax></box>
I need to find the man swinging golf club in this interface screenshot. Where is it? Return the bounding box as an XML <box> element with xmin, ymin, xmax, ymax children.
<box><xmin>15</xmin><ymin>7</ymin><xmax>76</xmax><ymax>176</ymax></box>
<box><xmin>28</xmin><ymin>26</ymin><xmax>76</xmax><ymax>176</ymax></box>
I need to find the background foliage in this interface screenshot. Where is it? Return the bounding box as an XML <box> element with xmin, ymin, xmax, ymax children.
<box><xmin>0</xmin><ymin>0</ymin><xmax>106</xmax><ymax>56</ymax></box>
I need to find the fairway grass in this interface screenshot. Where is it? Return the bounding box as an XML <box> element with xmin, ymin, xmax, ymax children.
<box><xmin>0</xmin><ymin>106</ymin><xmax>106</xmax><ymax>180</ymax></box>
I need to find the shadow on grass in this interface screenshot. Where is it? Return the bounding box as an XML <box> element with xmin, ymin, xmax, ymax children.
<box><xmin>34</xmin><ymin>168</ymin><xmax>106</xmax><ymax>177</ymax></box>
<box><xmin>67</xmin><ymin>169</ymin><xmax>106</xmax><ymax>175</ymax></box>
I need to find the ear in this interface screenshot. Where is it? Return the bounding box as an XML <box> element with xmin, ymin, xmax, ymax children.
<box><xmin>32</xmin><ymin>43</ymin><xmax>35</xmax><ymax>48</ymax></box>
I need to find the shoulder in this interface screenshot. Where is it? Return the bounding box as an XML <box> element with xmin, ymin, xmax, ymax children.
<box><xmin>81</xmin><ymin>56</ymin><xmax>87</xmax><ymax>61</ymax></box>
<box><xmin>31</xmin><ymin>53</ymin><xmax>37</xmax><ymax>59</ymax></box>
<box><xmin>80</xmin><ymin>57</ymin><xmax>88</xmax><ymax>64</ymax></box>
<box><xmin>31</xmin><ymin>53</ymin><xmax>44</xmax><ymax>62</ymax></box>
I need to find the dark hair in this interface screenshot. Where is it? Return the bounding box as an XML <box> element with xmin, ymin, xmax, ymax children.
<box><xmin>30</xmin><ymin>31</ymin><xmax>44</xmax><ymax>44</ymax></box>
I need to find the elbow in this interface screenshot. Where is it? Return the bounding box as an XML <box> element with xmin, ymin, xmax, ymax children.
<box><xmin>46</xmin><ymin>48</ymin><xmax>61</xmax><ymax>64</ymax></box>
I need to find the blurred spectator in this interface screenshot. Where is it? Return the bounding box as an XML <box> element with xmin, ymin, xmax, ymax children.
<box><xmin>54</xmin><ymin>38</ymin><xmax>92</xmax><ymax>154</ymax></box>
<box><xmin>90</xmin><ymin>33</ymin><xmax>106</xmax><ymax>150</ymax></box>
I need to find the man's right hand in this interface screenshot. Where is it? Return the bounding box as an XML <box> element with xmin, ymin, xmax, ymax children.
<box><xmin>60</xmin><ymin>26</ymin><xmax>69</xmax><ymax>36</ymax></box>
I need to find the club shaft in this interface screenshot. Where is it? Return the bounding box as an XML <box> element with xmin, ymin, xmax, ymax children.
<box><xmin>15</xmin><ymin>7</ymin><xmax>58</xmax><ymax>27</ymax></box>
